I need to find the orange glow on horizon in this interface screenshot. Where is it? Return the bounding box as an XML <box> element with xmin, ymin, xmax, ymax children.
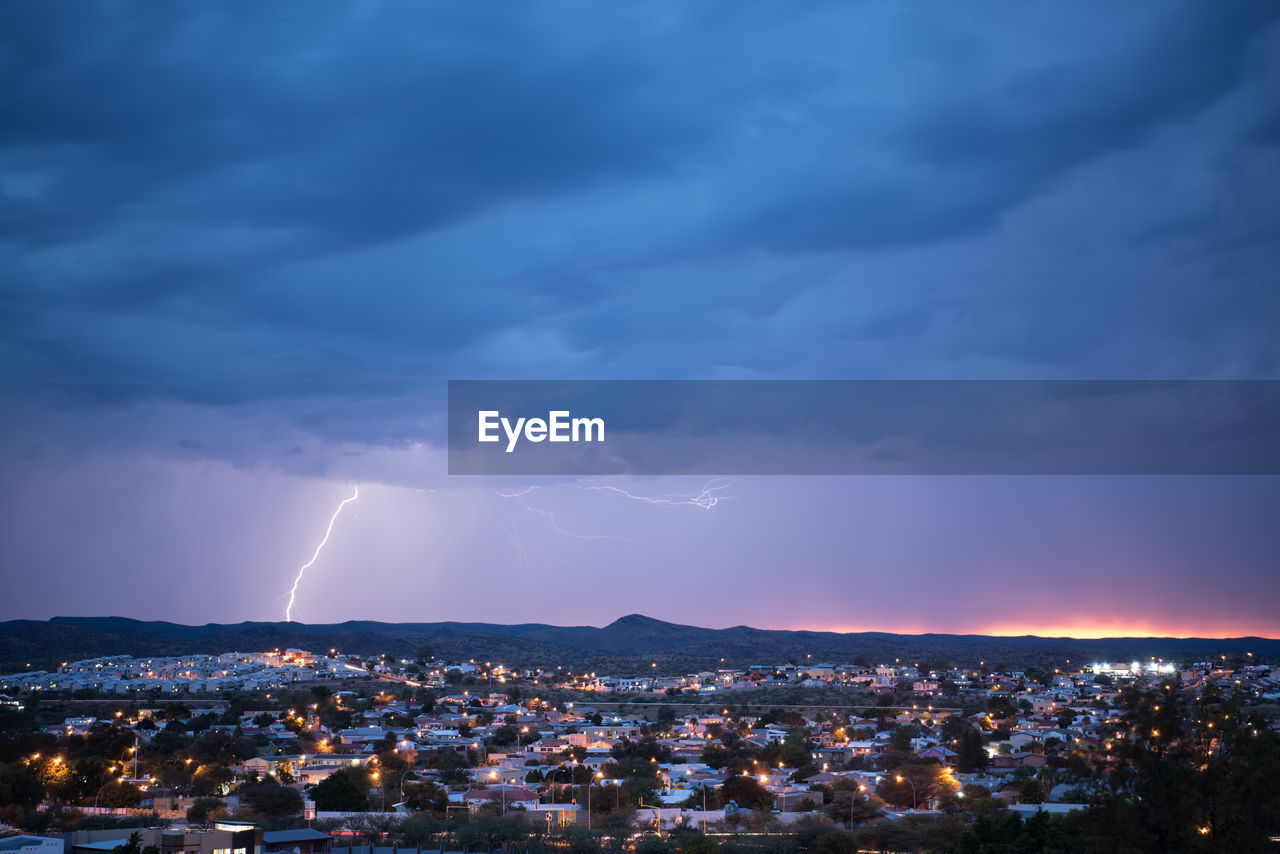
<box><xmin>801</xmin><ymin>618</ymin><xmax>1277</xmax><ymax>640</ymax></box>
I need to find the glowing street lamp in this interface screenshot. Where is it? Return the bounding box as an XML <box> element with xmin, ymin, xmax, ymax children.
<box><xmin>95</xmin><ymin>767</ymin><xmax>120</xmax><ymax>809</ymax></box>
<box><xmin>587</xmin><ymin>771</ymin><xmax>603</xmax><ymax>829</ymax></box>
<box><xmin>488</xmin><ymin>770</ymin><xmax>506</xmax><ymax>816</ymax></box>
<box><xmin>895</xmin><ymin>775</ymin><xmax>919</xmax><ymax>810</ymax></box>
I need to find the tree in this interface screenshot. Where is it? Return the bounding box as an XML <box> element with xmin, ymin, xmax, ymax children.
<box><xmin>959</xmin><ymin>784</ymin><xmax>1005</xmax><ymax>818</ymax></box>
<box><xmin>680</xmin><ymin>786</ymin><xmax>723</xmax><ymax>810</ymax></box>
<box><xmin>99</xmin><ymin>781</ymin><xmax>142</xmax><ymax>808</ymax></box>
<box><xmin>1077</xmin><ymin>685</ymin><xmax>1280</xmax><ymax>851</ymax></box>
<box><xmin>815</xmin><ymin>830</ymin><xmax>857</xmax><ymax>854</ymax></box>
<box><xmin>634</xmin><ymin>833</ymin><xmax>671</xmax><ymax>854</ymax></box>
<box><xmin>855</xmin><ymin>821</ymin><xmax>920</xmax><ymax>852</ymax></box>
<box><xmin>430</xmin><ymin>749</ymin><xmax>472</xmax><ymax>785</ymax></box>
<box><xmin>721</xmin><ymin>776</ymin><xmax>773</xmax><ymax>812</ymax></box>
<box><xmin>402</xmin><ymin>780</ymin><xmax>449</xmax><ymax>814</ymax></box>
<box><xmin>778</xmin><ymin>726</ymin><xmax>814</xmax><ymax>768</ymax></box>
<box><xmin>699</xmin><ymin>744</ymin><xmax>728</xmax><ymax>769</ymax></box>
<box><xmin>679</xmin><ymin>832</ymin><xmax>718</xmax><ymax>854</ymax></box>
<box><xmin>959</xmin><ymin>811</ymin><xmax>1079</xmax><ymax>852</ymax></box>
<box><xmin>191</xmin><ymin>731</ymin><xmax>255</xmax><ymax>765</ymax></box>
<box><xmin>150</xmin><ymin>723</ymin><xmax>191</xmax><ymax>755</ymax></box>
<box><xmin>954</xmin><ymin>726</ymin><xmax>988</xmax><ymax>773</ymax></box>
<box><xmin>191</xmin><ymin>763</ymin><xmax>234</xmax><ymax>796</ymax></box>
<box><xmin>621</xmin><ymin>775</ymin><xmax>659</xmax><ymax>808</ymax></box>
<box><xmin>186</xmin><ymin>797</ymin><xmax>225</xmax><ymax>824</ymax></box>
<box><xmin>0</xmin><ymin>763</ymin><xmax>45</xmax><ymax>808</ymax></box>
<box><xmin>399</xmin><ymin>814</ymin><xmax>446</xmax><ymax>848</ymax></box>
<box><xmin>310</xmin><ymin>767</ymin><xmax>370</xmax><ymax>812</ymax></box>
<box><xmin>876</xmin><ymin>762</ymin><xmax>956</xmax><ymax>810</ymax></box>
<box><xmin>239</xmin><ymin>779</ymin><xmax>303</xmax><ymax>819</ymax></box>
<box><xmin>1016</xmin><ymin>778</ymin><xmax>1044</xmax><ymax>804</ymax></box>
<box><xmin>824</xmin><ymin>788</ymin><xmax>881</xmax><ymax>828</ymax></box>
<box><xmin>489</xmin><ymin>725</ymin><xmax>518</xmax><ymax>746</ymax></box>
<box><xmin>415</xmin><ymin>644</ymin><xmax>434</xmax><ymax>664</ymax></box>
<box><xmin>345</xmin><ymin>813</ymin><xmax>401</xmax><ymax>845</ymax></box>
<box><xmin>110</xmin><ymin>832</ymin><xmax>144</xmax><ymax>854</ymax></box>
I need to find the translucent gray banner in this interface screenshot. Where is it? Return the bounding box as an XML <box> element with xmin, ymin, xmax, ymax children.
<box><xmin>447</xmin><ymin>380</ymin><xmax>1280</xmax><ymax>475</ymax></box>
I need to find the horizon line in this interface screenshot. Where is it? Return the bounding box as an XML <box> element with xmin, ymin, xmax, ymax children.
<box><xmin>11</xmin><ymin>613</ymin><xmax>1277</xmax><ymax>643</ymax></box>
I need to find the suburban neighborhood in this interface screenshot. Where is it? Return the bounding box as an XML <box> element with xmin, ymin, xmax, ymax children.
<box><xmin>2</xmin><ymin>646</ymin><xmax>1277</xmax><ymax>852</ymax></box>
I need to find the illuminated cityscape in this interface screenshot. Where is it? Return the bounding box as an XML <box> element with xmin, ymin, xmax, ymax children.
<box><xmin>3</xmin><ymin>2</ymin><xmax>1279</xmax><ymax>851</ymax></box>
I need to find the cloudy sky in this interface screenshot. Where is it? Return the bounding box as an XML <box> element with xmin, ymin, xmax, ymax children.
<box><xmin>2</xmin><ymin>2</ymin><xmax>1278</xmax><ymax>636</ymax></box>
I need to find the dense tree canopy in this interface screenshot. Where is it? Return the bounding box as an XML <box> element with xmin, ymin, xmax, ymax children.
<box><xmin>310</xmin><ymin>767</ymin><xmax>370</xmax><ymax>812</ymax></box>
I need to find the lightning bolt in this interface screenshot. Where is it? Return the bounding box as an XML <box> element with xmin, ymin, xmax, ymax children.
<box><xmin>577</xmin><ymin>479</ymin><xmax>731</xmax><ymax>510</ymax></box>
<box><xmin>284</xmin><ymin>485</ymin><xmax>359</xmax><ymax>622</ymax></box>
<box><xmin>483</xmin><ymin>480</ymin><xmax>730</xmax><ymax>563</ymax></box>
<box><xmin>493</xmin><ymin>487</ymin><xmax>629</xmax><ymax>542</ymax></box>
<box><xmin>481</xmin><ymin>490</ymin><xmax>530</xmax><ymax>566</ymax></box>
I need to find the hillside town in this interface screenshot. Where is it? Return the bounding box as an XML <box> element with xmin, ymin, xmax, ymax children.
<box><xmin>2</xmin><ymin>647</ymin><xmax>1278</xmax><ymax>852</ymax></box>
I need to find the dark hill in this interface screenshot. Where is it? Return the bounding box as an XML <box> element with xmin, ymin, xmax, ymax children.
<box><xmin>1</xmin><ymin>615</ymin><xmax>1274</xmax><ymax>674</ymax></box>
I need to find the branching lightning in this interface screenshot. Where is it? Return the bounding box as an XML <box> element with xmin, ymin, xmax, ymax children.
<box><xmin>484</xmin><ymin>480</ymin><xmax>730</xmax><ymax>563</ymax></box>
<box><xmin>493</xmin><ymin>487</ymin><xmax>630</xmax><ymax>542</ymax></box>
<box><xmin>577</xmin><ymin>479</ymin><xmax>731</xmax><ymax>510</ymax></box>
<box><xmin>481</xmin><ymin>490</ymin><xmax>530</xmax><ymax>566</ymax></box>
<box><xmin>284</xmin><ymin>485</ymin><xmax>359</xmax><ymax>622</ymax></box>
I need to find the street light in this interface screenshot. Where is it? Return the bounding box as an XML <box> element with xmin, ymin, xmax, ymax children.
<box><xmin>397</xmin><ymin>768</ymin><xmax>416</xmax><ymax>809</ymax></box>
<box><xmin>587</xmin><ymin>771</ymin><xmax>603</xmax><ymax>830</ymax></box>
<box><xmin>895</xmin><ymin>775</ymin><xmax>919</xmax><ymax>811</ymax></box>
<box><xmin>488</xmin><ymin>770</ymin><xmax>505</xmax><ymax>816</ymax></box>
<box><xmin>95</xmin><ymin>767</ymin><xmax>120</xmax><ymax>809</ymax></box>
<box><xmin>550</xmin><ymin>763</ymin><xmax>578</xmax><ymax>797</ymax></box>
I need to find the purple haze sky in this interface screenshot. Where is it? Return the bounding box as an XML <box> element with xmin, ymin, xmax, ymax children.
<box><xmin>2</xmin><ymin>3</ymin><xmax>1279</xmax><ymax>636</ymax></box>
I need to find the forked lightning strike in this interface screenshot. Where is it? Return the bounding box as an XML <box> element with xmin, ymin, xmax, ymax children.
<box><xmin>493</xmin><ymin>487</ymin><xmax>628</xmax><ymax>542</ymax></box>
<box><xmin>486</xmin><ymin>480</ymin><xmax>730</xmax><ymax>562</ymax></box>
<box><xmin>284</xmin><ymin>485</ymin><xmax>359</xmax><ymax>622</ymax></box>
<box><xmin>579</xmin><ymin>480</ymin><xmax>730</xmax><ymax>510</ymax></box>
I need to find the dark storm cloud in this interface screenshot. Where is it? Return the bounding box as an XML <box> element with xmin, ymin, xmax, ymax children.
<box><xmin>715</xmin><ymin>3</ymin><xmax>1278</xmax><ymax>252</ymax></box>
<box><xmin>0</xmin><ymin>6</ymin><xmax>707</xmax><ymax>246</ymax></box>
<box><xmin>1</xmin><ymin>1</ymin><xmax>1278</xmax><ymax>445</ymax></box>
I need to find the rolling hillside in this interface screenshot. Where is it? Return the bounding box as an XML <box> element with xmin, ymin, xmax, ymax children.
<box><xmin>1</xmin><ymin>614</ymin><xmax>1275</xmax><ymax>675</ymax></box>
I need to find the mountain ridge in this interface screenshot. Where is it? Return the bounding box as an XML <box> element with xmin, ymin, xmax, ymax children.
<box><xmin>1</xmin><ymin>615</ymin><xmax>1274</xmax><ymax>674</ymax></box>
